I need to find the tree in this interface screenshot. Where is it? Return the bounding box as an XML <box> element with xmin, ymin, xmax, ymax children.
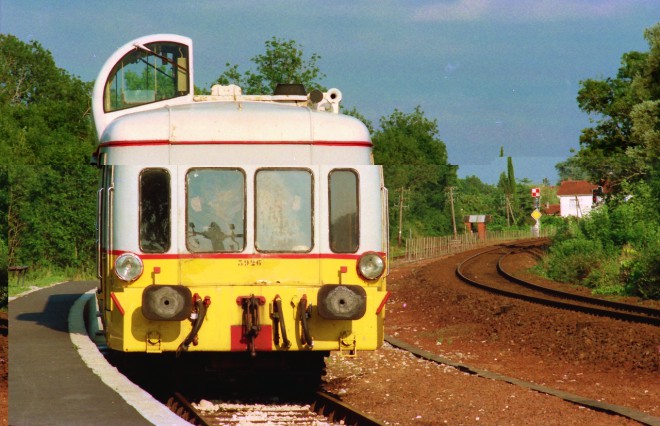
<box><xmin>372</xmin><ymin>107</ymin><xmax>456</xmax><ymax>237</ymax></box>
<box><xmin>215</xmin><ymin>37</ymin><xmax>326</xmax><ymax>94</ymax></box>
<box><xmin>496</xmin><ymin>156</ymin><xmax>519</xmax><ymax>225</ymax></box>
<box><xmin>543</xmin><ymin>24</ymin><xmax>660</xmax><ymax>299</ymax></box>
<box><xmin>0</xmin><ymin>34</ymin><xmax>97</xmax><ymax>274</ymax></box>
<box><xmin>555</xmin><ymin>154</ymin><xmax>590</xmax><ymax>182</ymax></box>
<box><xmin>573</xmin><ymin>23</ymin><xmax>660</xmax><ymax>193</ymax></box>
<box><xmin>455</xmin><ymin>175</ymin><xmax>500</xmax><ymax>227</ymax></box>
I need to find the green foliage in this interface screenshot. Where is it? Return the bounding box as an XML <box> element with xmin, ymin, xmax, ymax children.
<box><xmin>215</xmin><ymin>37</ymin><xmax>326</xmax><ymax>94</ymax></box>
<box><xmin>456</xmin><ymin>175</ymin><xmax>500</xmax><ymax>216</ymax></box>
<box><xmin>544</xmin><ymin>24</ymin><xmax>660</xmax><ymax>299</ymax></box>
<box><xmin>555</xmin><ymin>155</ymin><xmax>590</xmax><ymax>183</ymax></box>
<box><xmin>572</xmin><ymin>23</ymin><xmax>659</xmax><ymax>191</ymax></box>
<box><xmin>542</xmin><ymin>182</ymin><xmax>659</xmax><ymax>298</ymax></box>
<box><xmin>1</xmin><ymin>34</ymin><xmax>97</xmax><ymax>282</ymax></box>
<box><xmin>539</xmin><ymin>213</ymin><xmax>564</xmax><ymax>229</ymax></box>
<box><xmin>544</xmin><ymin>237</ymin><xmax>605</xmax><ymax>285</ymax></box>
<box><xmin>624</xmin><ymin>242</ymin><xmax>660</xmax><ymax>299</ymax></box>
<box><xmin>506</xmin><ymin>157</ymin><xmax>516</xmax><ymax>198</ymax></box>
<box><xmin>372</xmin><ymin>107</ymin><xmax>456</xmax><ymax>238</ymax></box>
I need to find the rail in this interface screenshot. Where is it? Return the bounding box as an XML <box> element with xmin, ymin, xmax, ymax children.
<box><xmin>385</xmin><ymin>335</ymin><xmax>660</xmax><ymax>426</ymax></box>
<box><xmin>166</xmin><ymin>390</ymin><xmax>385</xmax><ymax>425</ymax></box>
<box><xmin>455</xmin><ymin>243</ymin><xmax>660</xmax><ymax>326</ymax></box>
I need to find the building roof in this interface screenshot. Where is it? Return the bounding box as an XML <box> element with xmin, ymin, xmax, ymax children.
<box><xmin>556</xmin><ymin>180</ymin><xmax>597</xmax><ymax>196</ymax></box>
<box><xmin>543</xmin><ymin>204</ymin><xmax>561</xmax><ymax>215</ymax></box>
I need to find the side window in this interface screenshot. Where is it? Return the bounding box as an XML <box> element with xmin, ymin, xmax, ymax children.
<box><xmin>104</xmin><ymin>42</ymin><xmax>189</xmax><ymax>112</ymax></box>
<box><xmin>186</xmin><ymin>168</ymin><xmax>245</xmax><ymax>253</ymax></box>
<box><xmin>139</xmin><ymin>169</ymin><xmax>170</xmax><ymax>253</ymax></box>
<box><xmin>329</xmin><ymin>170</ymin><xmax>359</xmax><ymax>253</ymax></box>
<box><xmin>255</xmin><ymin>169</ymin><xmax>313</xmax><ymax>252</ymax></box>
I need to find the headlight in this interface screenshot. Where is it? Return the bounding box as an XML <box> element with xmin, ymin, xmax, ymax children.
<box><xmin>114</xmin><ymin>252</ymin><xmax>144</xmax><ymax>282</ymax></box>
<box><xmin>357</xmin><ymin>252</ymin><xmax>385</xmax><ymax>281</ymax></box>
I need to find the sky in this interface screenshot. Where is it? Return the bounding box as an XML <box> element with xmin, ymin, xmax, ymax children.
<box><xmin>1</xmin><ymin>0</ymin><xmax>658</xmax><ymax>184</ymax></box>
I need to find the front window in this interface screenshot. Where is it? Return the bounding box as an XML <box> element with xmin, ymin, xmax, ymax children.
<box><xmin>186</xmin><ymin>168</ymin><xmax>245</xmax><ymax>252</ymax></box>
<box><xmin>329</xmin><ymin>169</ymin><xmax>359</xmax><ymax>253</ymax></box>
<box><xmin>139</xmin><ymin>169</ymin><xmax>171</xmax><ymax>253</ymax></box>
<box><xmin>255</xmin><ymin>169</ymin><xmax>313</xmax><ymax>252</ymax></box>
<box><xmin>104</xmin><ymin>42</ymin><xmax>189</xmax><ymax>112</ymax></box>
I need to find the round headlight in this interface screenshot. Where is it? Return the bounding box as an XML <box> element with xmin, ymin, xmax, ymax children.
<box><xmin>357</xmin><ymin>252</ymin><xmax>385</xmax><ymax>281</ymax></box>
<box><xmin>114</xmin><ymin>253</ymin><xmax>144</xmax><ymax>282</ymax></box>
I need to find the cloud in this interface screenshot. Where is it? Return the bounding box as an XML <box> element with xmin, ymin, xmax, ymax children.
<box><xmin>410</xmin><ymin>0</ymin><xmax>655</xmax><ymax>22</ymax></box>
<box><xmin>444</xmin><ymin>61</ymin><xmax>461</xmax><ymax>76</ymax></box>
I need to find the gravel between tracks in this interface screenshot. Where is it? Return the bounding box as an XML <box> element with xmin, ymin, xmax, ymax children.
<box><xmin>323</xmin><ymin>246</ymin><xmax>660</xmax><ymax>425</ymax></box>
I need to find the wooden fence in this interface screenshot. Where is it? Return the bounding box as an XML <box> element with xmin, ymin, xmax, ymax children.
<box><xmin>400</xmin><ymin>226</ymin><xmax>555</xmax><ymax>263</ymax></box>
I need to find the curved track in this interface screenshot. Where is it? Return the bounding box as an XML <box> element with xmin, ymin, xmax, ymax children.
<box><xmin>455</xmin><ymin>241</ymin><xmax>660</xmax><ymax>326</ymax></box>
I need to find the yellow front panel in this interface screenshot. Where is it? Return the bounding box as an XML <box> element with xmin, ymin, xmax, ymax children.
<box><xmin>103</xmin><ymin>256</ymin><xmax>386</xmax><ymax>353</ymax></box>
<box><xmin>179</xmin><ymin>257</ymin><xmax>321</xmax><ymax>286</ymax></box>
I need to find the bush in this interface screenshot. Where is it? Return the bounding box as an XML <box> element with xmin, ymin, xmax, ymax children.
<box><xmin>587</xmin><ymin>259</ymin><xmax>624</xmax><ymax>295</ymax></box>
<box><xmin>624</xmin><ymin>241</ymin><xmax>660</xmax><ymax>299</ymax></box>
<box><xmin>545</xmin><ymin>238</ymin><xmax>604</xmax><ymax>285</ymax></box>
<box><xmin>539</xmin><ymin>180</ymin><xmax>660</xmax><ymax>299</ymax></box>
<box><xmin>550</xmin><ymin>218</ymin><xmax>581</xmax><ymax>245</ymax></box>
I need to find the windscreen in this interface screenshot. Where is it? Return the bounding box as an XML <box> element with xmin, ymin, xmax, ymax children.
<box><xmin>104</xmin><ymin>42</ymin><xmax>189</xmax><ymax>112</ymax></box>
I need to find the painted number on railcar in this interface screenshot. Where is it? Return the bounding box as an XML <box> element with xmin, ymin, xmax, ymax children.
<box><xmin>237</xmin><ymin>259</ymin><xmax>263</xmax><ymax>267</ymax></box>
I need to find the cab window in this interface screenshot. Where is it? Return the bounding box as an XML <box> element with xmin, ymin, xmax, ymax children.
<box><xmin>104</xmin><ymin>42</ymin><xmax>189</xmax><ymax>112</ymax></box>
<box><xmin>139</xmin><ymin>169</ymin><xmax>171</xmax><ymax>253</ymax></box>
<box><xmin>255</xmin><ymin>169</ymin><xmax>313</xmax><ymax>252</ymax></box>
<box><xmin>186</xmin><ymin>168</ymin><xmax>246</xmax><ymax>253</ymax></box>
<box><xmin>329</xmin><ymin>169</ymin><xmax>359</xmax><ymax>253</ymax></box>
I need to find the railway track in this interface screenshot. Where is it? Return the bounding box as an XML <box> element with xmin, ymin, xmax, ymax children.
<box><xmin>455</xmin><ymin>241</ymin><xmax>660</xmax><ymax>326</ymax></box>
<box><xmin>106</xmin><ymin>353</ymin><xmax>385</xmax><ymax>426</ymax></box>
<box><xmin>166</xmin><ymin>390</ymin><xmax>384</xmax><ymax>425</ymax></box>
<box><xmin>383</xmin><ymin>336</ymin><xmax>660</xmax><ymax>426</ymax></box>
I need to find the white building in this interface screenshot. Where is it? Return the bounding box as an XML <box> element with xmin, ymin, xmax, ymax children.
<box><xmin>556</xmin><ymin>180</ymin><xmax>598</xmax><ymax>218</ymax></box>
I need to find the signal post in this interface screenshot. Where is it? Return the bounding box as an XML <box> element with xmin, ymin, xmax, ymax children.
<box><xmin>531</xmin><ymin>187</ymin><xmax>541</xmax><ymax>237</ymax></box>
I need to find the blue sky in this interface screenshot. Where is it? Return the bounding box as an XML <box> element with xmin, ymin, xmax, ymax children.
<box><xmin>2</xmin><ymin>1</ymin><xmax>658</xmax><ymax>184</ymax></box>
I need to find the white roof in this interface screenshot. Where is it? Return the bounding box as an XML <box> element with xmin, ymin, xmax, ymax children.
<box><xmin>100</xmin><ymin>100</ymin><xmax>371</xmax><ymax>145</ymax></box>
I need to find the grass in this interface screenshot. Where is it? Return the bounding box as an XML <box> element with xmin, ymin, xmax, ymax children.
<box><xmin>9</xmin><ymin>268</ymin><xmax>94</xmax><ymax>297</ymax></box>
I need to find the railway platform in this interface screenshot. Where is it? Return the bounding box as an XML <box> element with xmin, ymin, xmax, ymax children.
<box><xmin>9</xmin><ymin>281</ymin><xmax>185</xmax><ymax>426</ymax></box>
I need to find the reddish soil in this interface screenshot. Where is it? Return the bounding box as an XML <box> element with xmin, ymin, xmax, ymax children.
<box><xmin>0</xmin><ymin>312</ymin><xmax>6</xmax><ymax>426</ymax></box>
<box><xmin>324</xmin><ymin>246</ymin><xmax>660</xmax><ymax>425</ymax></box>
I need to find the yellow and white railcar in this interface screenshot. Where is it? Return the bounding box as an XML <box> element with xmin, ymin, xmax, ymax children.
<box><xmin>92</xmin><ymin>34</ymin><xmax>389</xmax><ymax>359</ymax></box>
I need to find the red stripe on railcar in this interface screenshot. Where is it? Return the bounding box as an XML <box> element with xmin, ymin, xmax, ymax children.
<box><xmin>99</xmin><ymin>139</ymin><xmax>373</xmax><ymax>148</ymax></box>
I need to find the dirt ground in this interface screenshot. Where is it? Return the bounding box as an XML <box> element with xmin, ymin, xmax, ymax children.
<box><xmin>0</xmin><ymin>312</ymin><xmax>7</xmax><ymax>426</ymax></box>
<box><xmin>324</xmin><ymin>247</ymin><xmax>660</xmax><ymax>425</ymax></box>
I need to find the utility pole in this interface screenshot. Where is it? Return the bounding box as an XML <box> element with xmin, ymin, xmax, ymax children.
<box><xmin>448</xmin><ymin>186</ymin><xmax>458</xmax><ymax>239</ymax></box>
<box><xmin>397</xmin><ymin>187</ymin><xmax>405</xmax><ymax>246</ymax></box>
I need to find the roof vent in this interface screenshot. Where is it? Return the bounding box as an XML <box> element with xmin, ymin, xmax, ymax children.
<box><xmin>273</xmin><ymin>83</ymin><xmax>306</xmax><ymax>96</ymax></box>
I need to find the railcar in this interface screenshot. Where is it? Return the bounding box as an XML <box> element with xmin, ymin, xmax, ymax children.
<box><xmin>91</xmin><ymin>34</ymin><xmax>388</xmax><ymax>376</ymax></box>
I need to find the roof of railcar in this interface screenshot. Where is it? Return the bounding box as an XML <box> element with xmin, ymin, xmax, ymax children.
<box><xmin>98</xmin><ymin>100</ymin><xmax>372</xmax><ymax>147</ymax></box>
